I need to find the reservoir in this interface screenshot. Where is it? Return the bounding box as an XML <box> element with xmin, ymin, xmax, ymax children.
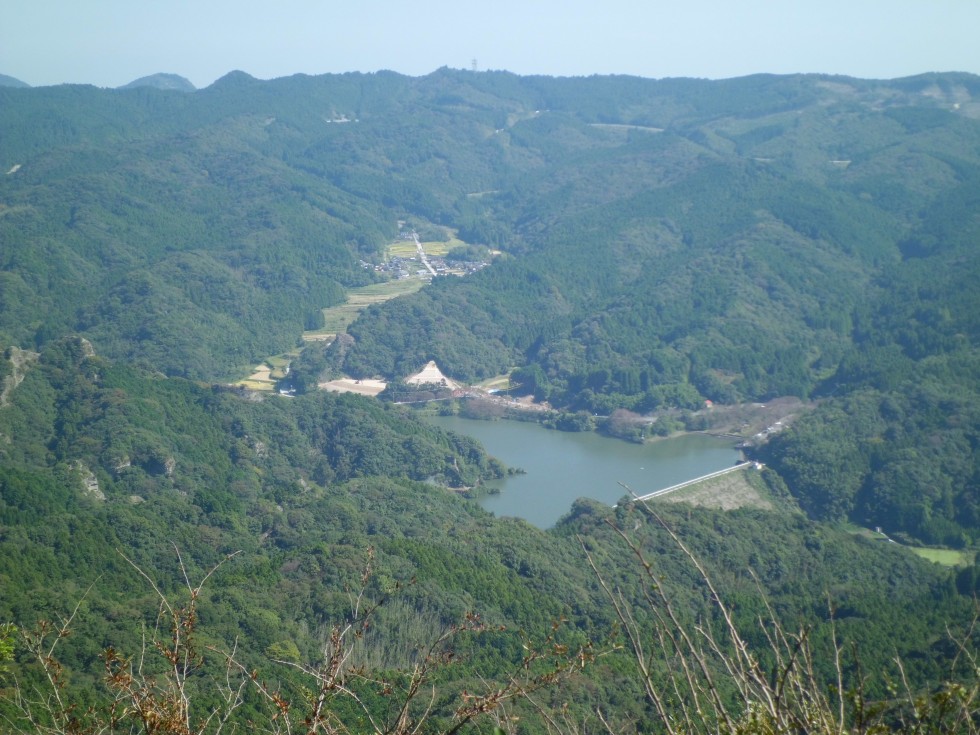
<box><xmin>427</xmin><ymin>415</ymin><xmax>741</xmax><ymax>528</ymax></box>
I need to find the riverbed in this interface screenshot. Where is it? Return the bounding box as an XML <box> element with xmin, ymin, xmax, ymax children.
<box><xmin>427</xmin><ymin>415</ymin><xmax>741</xmax><ymax>528</ymax></box>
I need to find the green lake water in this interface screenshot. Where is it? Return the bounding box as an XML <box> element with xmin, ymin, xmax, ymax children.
<box><xmin>427</xmin><ymin>415</ymin><xmax>741</xmax><ymax>528</ymax></box>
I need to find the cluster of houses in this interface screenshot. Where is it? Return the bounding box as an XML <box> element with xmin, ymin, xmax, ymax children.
<box><xmin>359</xmin><ymin>254</ymin><xmax>488</xmax><ymax>279</ymax></box>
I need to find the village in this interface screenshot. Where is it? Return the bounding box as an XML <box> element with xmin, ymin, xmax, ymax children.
<box><xmin>360</xmin><ymin>228</ymin><xmax>490</xmax><ymax>280</ymax></box>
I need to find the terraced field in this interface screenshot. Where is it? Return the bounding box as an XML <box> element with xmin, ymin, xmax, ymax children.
<box><xmin>304</xmin><ymin>278</ymin><xmax>426</xmax><ymax>340</ymax></box>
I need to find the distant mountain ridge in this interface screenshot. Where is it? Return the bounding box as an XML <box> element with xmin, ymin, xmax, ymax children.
<box><xmin>1</xmin><ymin>69</ymin><xmax>977</xmax><ymax>383</ymax></box>
<box><xmin>118</xmin><ymin>72</ymin><xmax>195</xmax><ymax>91</ymax></box>
<box><xmin>0</xmin><ymin>73</ymin><xmax>29</xmax><ymax>88</ymax></box>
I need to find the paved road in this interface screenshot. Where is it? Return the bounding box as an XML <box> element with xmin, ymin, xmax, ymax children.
<box><xmin>413</xmin><ymin>232</ymin><xmax>438</xmax><ymax>277</ymax></box>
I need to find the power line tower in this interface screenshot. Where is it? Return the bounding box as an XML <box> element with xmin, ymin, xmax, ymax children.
<box><xmin>471</xmin><ymin>58</ymin><xmax>478</xmax><ymax>72</ymax></box>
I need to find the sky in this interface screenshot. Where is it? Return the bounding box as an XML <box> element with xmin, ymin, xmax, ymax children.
<box><xmin>3</xmin><ymin>0</ymin><xmax>979</xmax><ymax>89</ymax></box>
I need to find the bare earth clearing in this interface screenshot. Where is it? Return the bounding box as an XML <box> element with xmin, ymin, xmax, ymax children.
<box><xmin>320</xmin><ymin>378</ymin><xmax>388</xmax><ymax>396</ymax></box>
<box><xmin>696</xmin><ymin>396</ymin><xmax>809</xmax><ymax>443</ymax></box>
<box><xmin>405</xmin><ymin>360</ymin><xmax>460</xmax><ymax>389</ymax></box>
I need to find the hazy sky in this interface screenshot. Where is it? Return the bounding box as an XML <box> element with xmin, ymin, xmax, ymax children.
<box><xmin>3</xmin><ymin>0</ymin><xmax>978</xmax><ymax>88</ymax></box>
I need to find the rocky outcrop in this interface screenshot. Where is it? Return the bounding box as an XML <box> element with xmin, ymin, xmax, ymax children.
<box><xmin>1</xmin><ymin>346</ymin><xmax>39</xmax><ymax>407</ymax></box>
<box><xmin>70</xmin><ymin>461</ymin><xmax>105</xmax><ymax>502</ymax></box>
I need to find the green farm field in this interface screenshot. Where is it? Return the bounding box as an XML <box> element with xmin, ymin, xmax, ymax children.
<box><xmin>305</xmin><ymin>278</ymin><xmax>426</xmax><ymax>339</ymax></box>
<box><xmin>386</xmin><ymin>237</ymin><xmax>465</xmax><ymax>259</ymax></box>
<box><xmin>909</xmin><ymin>548</ymin><xmax>975</xmax><ymax>567</ymax></box>
<box><xmin>237</xmin><ymin>278</ymin><xmax>425</xmax><ymax>389</ymax></box>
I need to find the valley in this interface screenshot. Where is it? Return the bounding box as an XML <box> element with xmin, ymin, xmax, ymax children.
<box><xmin>238</xmin><ymin>229</ymin><xmax>486</xmax><ymax>392</ymax></box>
<box><xmin>1</xmin><ymin>68</ymin><xmax>978</xmax><ymax>734</ymax></box>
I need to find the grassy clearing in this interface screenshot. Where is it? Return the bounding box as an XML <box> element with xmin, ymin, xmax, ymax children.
<box><xmin>421</xmin><ymin>237</ymin><xmax>463</xmax><ymax>256</ymax></box>
<box><xmin>386</xmin><ymin>237</ymin><xmax>462</xmax><ymax>259</ymax></box>
<box><xmin>234</xmin><ymin>351</ymin><xmax>301</xmax><ymax>391</ymax></box>
<box><xmin>845</xmin><ymin>526</ymin><xmax>975</xmax><ymax>566</ymax></box>
<box><xmin>386</xmin><ymin>241</ymin><xmax>419</xmax><ymax>259</ymax></box>
<box><xmin>475</xmin><ymin>373</ymin><xmax>515</xmax><ymax>391</ymax></box>
<box><xmin>238</xmin><ymin>378</ymin><xmax>276</xmax><ymax>391</ymax></box>
<box><xmin>304</xmin><ymin>279</ymin><xmax>425</xmax><ymax>338</ymax></box>
<box><xmin>266</xmin><ymin>351</ymin><xmax>299</xmax><ymax>379</ymax></box>
<box><xmin>909</xmin><ymin>547</ymin><xmax>974</xmax><ymax>566</ymax></box>
<box><xmin>236</xmin><ymin>274</ymin><xmax>427</xmax><ymax>387</ymax></box>
<box><xmin>844</xmin><ymin>522</ymin><xmax>881</xmax><ymax>538</ymax></box>
<box><xmin>657</xmin><ymin>466</ymin><xmax>775</xmax><ymax>511</ymax></box>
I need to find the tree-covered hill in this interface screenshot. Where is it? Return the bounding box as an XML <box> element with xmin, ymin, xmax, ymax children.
<box><xmin>0</xmin><ymin>340</ymin><xmax>975</xmax><ymax>732</ymax></box>
<box><xmin>3</xmin><ymin>70</ymin><xmax>979</xmax><ymax>384</ymax></box>
<box><xmin>329</xmin><ymin>73</ymin><xmax>980</xmax><ymax>410</ymax></box>
<box><xmin>0</xmin><ymin>74</ymin><xmax>29</xmax><ymax>89</ymax></box>
<box><xmin>2</xmin><ymin>70</ymin><xmax>980</xmax><ymax>729</ymax></box>
<box><xmin>119</xmin><ymin>73</ymin><xmax>195</xmax><ymax>91</ymax></box>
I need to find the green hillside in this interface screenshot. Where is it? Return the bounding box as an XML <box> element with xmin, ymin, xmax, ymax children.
<box><xmin>2</xmin><ymin>70</ymin><xmax>979</xmax><ymax>732</ymax></box>
<box><xmin>0</xmin><ymin>341</ymin><xmax>975</xmax><ymax>732</ymax></box>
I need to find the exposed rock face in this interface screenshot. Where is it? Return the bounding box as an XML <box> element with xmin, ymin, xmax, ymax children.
<box><xmin>71</xmin><ymin>461</ymin><xmax>105</xmax><ymax>501</ymax></box>
<box><xmin>1</xmin><ymin>346</ymin><xmax>40</xmax><ymax>407</ymax></box>
<box><xmin>75</xmin><ymin>336</ymin><xmax>96</xmax><ymax>358</ymax></box>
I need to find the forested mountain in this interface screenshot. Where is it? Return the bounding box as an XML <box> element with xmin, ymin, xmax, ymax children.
<box><xmin>332</xmin><ymin>75</ymin><xmax>980</xmax><ymax>405</ymax></box>
<box><xmin>0</xmin><ymin>340</ymin><xmax>975</xmax><ymax>732</ymax></box>
<box><xmin>0</xmin><ymin>74</ymin><xmax>29</xmax><ymax>89</ymax></box>
<box><xmin>119</xmin><ymin>73</ymin><xmax>196</xmax><ymax>91</ymax></box>
<box><xmin>3</xmin><ymin>70</ymin><xmax>979</xmax><ymax>387</ymax></box>
<box><xmin>2</xmin><ymin>69</ymin><xmax>979</xmax><ymax>731</ymax></box>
